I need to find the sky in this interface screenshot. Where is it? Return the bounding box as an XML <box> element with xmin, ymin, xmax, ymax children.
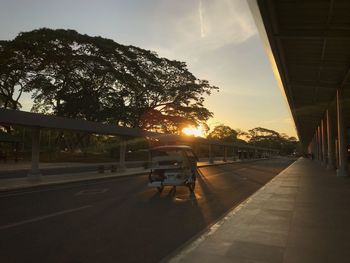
<box><xmin>0</xmin><ymin>0</ymin><xmax>297</xmax><ymax>137</ymax></box>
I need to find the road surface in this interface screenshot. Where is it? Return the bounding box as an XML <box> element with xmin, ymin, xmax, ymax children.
<box><xmin>0</xmin><ymin>158</ymin><xmax>295</xmax><ymax>263</ymax></box>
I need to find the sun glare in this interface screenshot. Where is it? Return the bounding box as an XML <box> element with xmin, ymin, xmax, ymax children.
<box><xmin>182</xmin><ymin>125</ymin><xmax>205</xmax><ymax>137</ymax></box>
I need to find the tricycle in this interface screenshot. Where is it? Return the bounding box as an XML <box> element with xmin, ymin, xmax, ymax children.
<box><xmin>148</xmin><ymin>145</ymin><xmax>198</xmax><ymax>193</ymax></box>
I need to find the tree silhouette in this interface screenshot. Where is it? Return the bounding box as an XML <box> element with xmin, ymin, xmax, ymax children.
<box><xmin>1</xmin><ymin>28</ymin><xmax>218</xmax><ymax>133</ymax></box>
<box><xmin>207</xmin><ymin>125</ymin><xmax>238</xmax><ymax>142</ymax></box>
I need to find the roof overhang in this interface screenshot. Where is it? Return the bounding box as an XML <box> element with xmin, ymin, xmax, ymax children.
<box><xmin>248</xmin><ymin>0</ymin><xmax>350</xmax><ymax>146</ymax></box>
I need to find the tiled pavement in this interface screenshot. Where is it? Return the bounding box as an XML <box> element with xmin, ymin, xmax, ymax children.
<box><xmin>168</xmin><ymin>158</ymin><xmax>350</xmax><ymax>263</ymax></box>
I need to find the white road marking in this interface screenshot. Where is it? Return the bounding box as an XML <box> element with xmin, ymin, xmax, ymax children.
<box><xmin>75</xmin><ymin>188</ymin><xmax>109</xmax><ymax>195</ymax></box>
<box><xmin>0</xmin><ymin>205</ymin><xmax>92</xmax><ymax>230</ymax></box>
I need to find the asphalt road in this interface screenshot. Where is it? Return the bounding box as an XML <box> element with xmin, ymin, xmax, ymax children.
<box><xmin>0</xmin><ymin>158</ymin><xmax>295</xmax><ymax>263</ymax></box>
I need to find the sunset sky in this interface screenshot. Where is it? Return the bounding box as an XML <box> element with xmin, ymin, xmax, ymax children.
<box><xmin>0</xmin><ymin>0</ymin><xmax>297</xmax><ymax>137</ymax></box>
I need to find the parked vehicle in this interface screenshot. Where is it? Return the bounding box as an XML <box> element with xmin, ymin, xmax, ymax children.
<box><xmin>148</xmin><ymin>145</ymin><xmax>198</xmax><ymax>193</ymax></box>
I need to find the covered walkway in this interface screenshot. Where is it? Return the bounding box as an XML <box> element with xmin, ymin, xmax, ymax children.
<box><xmin>169</xmin><ymin>158</ymin><xmax>350</xmax><ymax>263</ymax></box>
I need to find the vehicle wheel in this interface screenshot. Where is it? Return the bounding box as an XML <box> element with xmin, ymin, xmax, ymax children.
<box><xmin>187</xmin><ymin>181</ymin><xmax>195</xmax><ymax>193</ymax></box>
<box><xmin>187</xmin><ymin>175</ymin><xmax>196</xmax><ymax>193</ymax></box>
<box><xmin>157</xmin><ymin>186</ymin><xmax>164</xmax><ymax>193</ymax></box>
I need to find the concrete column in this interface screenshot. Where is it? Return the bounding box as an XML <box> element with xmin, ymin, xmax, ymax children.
<box><xmin>209</xmin><ymin>144</ymin><xmax>214</xmax><ymax>164</ymax></box>
<box><xmin>335</xmin><ymin>138</ymin><xmax>339</xmax><ymax>168</ymax></box>
<box><xmin>336</xmin><ymin>89</ymin><xmax>347</xmax><ymax>176</ymax></box>
<box><xmin>28</xmin><ymin>127</ymin><xmax>41</xmax><ymax>179</ymax></box>
<box><xmin>318</xmin><ymin>125</ymin><xmax>323</xmax><ymax>161</ymax></box>
<box><xmin>223</xmin><ymin>146</ymin><xmax>227</xmax><ymax>162</ymax></box>
<box><xmin>119</xmin><ymin>137</ymin><xmax>127</xmax><ymax>171</ymax></box>
<box><xmin>315</xmin><ymin>135</ymin><xmax>318</xmax><ymax>159</ymax></box>
<box><xmin>314</xmin><ymin>133</ymin><xmax>318</xmax><ymax>160</ymax></box>
<box><xmin>232</xmin><ymin>147</ymin><xmax>236</xmax><ymax>161</ymax></box>
<box><xmin>321</xmin><ymin>119</ymin><xmax>327</xmax><ymax>165</ymax></box>
<box><xmin>316</xmin><ymin>127</ymin><xmax>320</xmax><ymax>161</ymax></box>
<box><xmin>314</xmin><ymin>133</ymin><xmax>317</xmax><ymax>160</ymax></box>
<box><xmin>316</xmin><ymin>131</ymin><xmax>321</xmax><ymax>161</ymax></box>
<box><xmin>326</xmin><ymin>109</ymin><xmax>335</xmax><ymax>170</ymax></box>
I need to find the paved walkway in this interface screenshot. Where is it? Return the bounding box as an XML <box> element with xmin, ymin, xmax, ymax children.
<box><xmin>167</xmin><ymin>158</ymin><xmax>350</xmax><ymax>263</ymax></box>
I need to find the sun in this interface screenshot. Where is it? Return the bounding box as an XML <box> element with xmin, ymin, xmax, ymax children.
<box><xmin>182</xmin><ymin>125</ymin><xmax>205</xmax><ymax>137</ymax></box>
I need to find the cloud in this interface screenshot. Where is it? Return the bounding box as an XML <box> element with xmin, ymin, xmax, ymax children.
<box><xmin>198</xmin><ymin>0</ymin><xmax>205</xmax><ymax>38</ymax></box>
<box><xmin>195</xmin><ymin>0</ymin><xmax>257</xmax><ymax>49</ymax></box>
<box><xmin>149</xmin><ymin>0</ymin><xmax>257</xmax><ymax>59</ymax></box>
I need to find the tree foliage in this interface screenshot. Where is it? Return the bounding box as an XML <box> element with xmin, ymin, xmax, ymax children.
<box><xmin>0</xmin><ymin>40</ymin><xmax>34</xmax><ymax>109</ymax></box>
<box><xmin>0</xmin><ymin>28</ymin><xmax>218</xmax><ymax>133</ymax></box>
<box><xmin>248</xmin><ymin>127</ymin><xmax>298</xmax><ymax>155</ymax></box>
<box><xmin>207</xmin><ymin>125</ymin><xmax>238</xmax><ymax>142</ymax></box>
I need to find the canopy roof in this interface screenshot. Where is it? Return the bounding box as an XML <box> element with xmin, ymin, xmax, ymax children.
<box><xmin>251</xmin><ymin>0</ymin><xmax>350</xmax><ymax>145</ymax></box>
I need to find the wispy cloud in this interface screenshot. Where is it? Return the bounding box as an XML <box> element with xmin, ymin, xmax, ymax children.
<box><xmin>198</xmin><ymin>0</ymin><xmax>205</xmax><ymax>38</ymax></box>
<box><xmin>150</xmin><ymin>0</ymin><xmax>257</xmax><ymax>59</ymax></box>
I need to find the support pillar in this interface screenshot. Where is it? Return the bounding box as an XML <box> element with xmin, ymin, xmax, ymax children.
<box><xmin>316</xmin><ymin>128</ymin><xmax>320</xmax><ymax>161</ymax></box>
<box><xmin>313</xmin><ymin>133</ymin><xmax>318</xmax><ymax>160</ymax></box>
<box><xmin>336</xmin><ymin>89</ymin><xmax>347</xmax><ymax>176</ymax></box>
<box><xmin>317</xmin><ymin>129</ymin><xmax>320</xmax><ymax>161</ymax></box>
<box><xmin>119</xmin><ymin>137</ymin><xmax>127</xmax><ymax>172</ymax></box>
<box><xmin>311</xmin><ymin>136</ymin><xmax>316</xmax><ymax>160</ymax></box>
<box><xmin>318</xmin><ymin>125</ymin><xmax>323</xmax><ymax>161</ymax></box>
<box><xmin>232</xmin><ymin>147</ymin><xmax>236</xmax><ymax>161</ymax></box>
<box><xmin>14</xmin><ymin>142</ymin><xmax>19</xmax><ymax>163</ymax></box>
<box><xmin>326</xmin><ymin>109</ymin><xmax>335</xmax><ymax>170</ymax></box>
<box><xmin>335</xmin><ymin>138</ymin><xmax>339</xmax><ymax>168</ymax></box>
<box><xmin>209</xmin><ymin>144</ymin><xmax>214</xmax><ymax>164</ymax></box>
<box><xmin>28</xmin><ymin>127</ymin><xmax>41</xmax><ymax>179</ymax></box>
<box><xmin>321</xmin><ymin>119</ymin><xmax>327</xmax><ymax>165</ymax></box>
<box><xmin>223</xmin><ymin>146</ymin><xmax>227</xmax><ymax>162</ymax></box>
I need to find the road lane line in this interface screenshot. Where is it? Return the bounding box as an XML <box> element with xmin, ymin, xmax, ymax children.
<box><xmin>75</xmin><ymin>188</ymin><xmax>109</xmax><ymax>196</ymax></box>
<box><xmin>0</xmin><ymin>205</ymin><xmax>92</xmax><ymax>230</ymax></box>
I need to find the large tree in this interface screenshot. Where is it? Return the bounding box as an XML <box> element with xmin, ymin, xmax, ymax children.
<box><xmin>3</xmin><ymin>28</ymin><xmax>218</xmax><ymax>133</ymax></box>
<box><xmin>207</xmin><ymin>125</ymin><xmax>238</xmax><ymax>142</ymax></box>
<box><xmin>248</xmin><ymin>127</ymin><xmax>298</xmax><ymax>155</ymax></box>
<box><xmin>0</xmin><ymin>40</ymin><xmax>35</xmax><ymax>110</ymax></box>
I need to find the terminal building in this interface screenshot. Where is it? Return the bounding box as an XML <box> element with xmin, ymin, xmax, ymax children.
<box><xmin>250</xmin><ymin>0</ymin><xmax>350</xmax><ymax>177</ymax></box>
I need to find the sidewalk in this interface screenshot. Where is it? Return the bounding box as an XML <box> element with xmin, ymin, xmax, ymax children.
<box><xmin>167</xmin><ymin>158</ymin><xmax>350</xmax><ymax>263</ymax></box>
<box><xmin>0</xmin><ymin>159</ymin><xmax>240</xmax><ymax>192</ymax></box>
